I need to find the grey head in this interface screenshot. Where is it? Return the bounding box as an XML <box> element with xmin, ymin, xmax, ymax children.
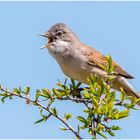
<box><xmin>40</xmin><ymin>23</ymin><xmax>80</xmax><ymax>49</ymax></box>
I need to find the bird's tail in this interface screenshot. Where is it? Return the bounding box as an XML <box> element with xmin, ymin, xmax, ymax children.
<box><xmin>127</xmin><ymin>90</ymin><xmax>140</xmax><ymax>106</ymax></box>
<box><xmin>112</xmin><ymin>76</ymin><xmax>140</xmax><ymax>106</ymax></box>
<box><xmin>121</xmin><ymin>81</ymin><xmax>140</xmax><ymax>106</ymax></box>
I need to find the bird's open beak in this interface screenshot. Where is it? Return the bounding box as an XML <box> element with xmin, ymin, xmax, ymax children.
<box><xmin>40</xmin><ymin>45</ymin><xmax>49</xmax><ymax>49</ymax></box>
<box><xmin>39</xmin><ymin>33</ymin><xmax>52</xmax><ymax>49</ymax></box>
<box><xmin>39</xmin><ymin>33</ymin><xmax>49</xmax><ymax>38</ymax></box>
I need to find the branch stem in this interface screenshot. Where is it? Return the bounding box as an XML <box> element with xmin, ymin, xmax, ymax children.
<box><xmin>0</xmin><ymin>86</ymin><xmax>82</xmax><ymax>139</ymax></box>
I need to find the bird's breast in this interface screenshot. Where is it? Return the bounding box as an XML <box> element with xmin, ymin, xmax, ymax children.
<box><xmin>56</xmin><ymin>55</ymin><xmax>107</xmax><ymax>84</ymax></box>
<box><xmin>48</xmin><ymin>43</ymin><xmax>107</xmax><ymax>84</ymax></box>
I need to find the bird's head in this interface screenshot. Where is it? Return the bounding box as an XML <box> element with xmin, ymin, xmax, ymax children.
<box><xmin>40</xmin><ymin>23</ymin><xmax>79</xmax><ymax>49</ymax></box>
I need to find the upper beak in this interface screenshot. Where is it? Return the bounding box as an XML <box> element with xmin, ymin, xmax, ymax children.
<box><xmin>39</xmin><ymin>33</ymin><xmax>50</xmax><ymax>38</ymax></box>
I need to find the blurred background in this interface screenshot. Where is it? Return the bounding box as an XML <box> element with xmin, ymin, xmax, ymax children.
<box><xmin>0</xmin><ymin>1</ymin><xmax>140</xmax><ymax>139</ymax></box>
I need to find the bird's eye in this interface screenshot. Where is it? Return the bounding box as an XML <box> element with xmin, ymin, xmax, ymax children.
<box><xmin>56</xmin><ymin>31</ymin><xmax>64</xmax><ymax>36</ymax></box>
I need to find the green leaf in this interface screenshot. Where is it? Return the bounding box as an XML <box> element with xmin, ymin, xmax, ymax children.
<box><xmin>83</xmin><ymin>109</ymin><xmax>93</xmax><ymax>115</ymax></box>
<box><xmin>36</xmin><ymin>89</ymin><xmax>51</xmax><ymax>99</ymax></box>
<box><xmin>53</xmin><ymin>88</ymin><xmax>61</xmax><ymax>98</ymax></box>
<box><xmin>97</xmin><ymin>131</ymin><xmax>107</xmax><ymax>139</ymax></box>
<box><xmin>96</xmin><ymin>104</ymin><xmax>107</xmax><ymax>114</ymax></box>
<box><xmin>112</xmin><ymin>108</ymin><xmax>119</xmax><ymax>114</ymax></box>
<box><xmin>76</xmin><ymin>116</ymin><xmax>87</xmax><ymax>124</ymax></box>
<box><xmin>110</xmin><ymin>114</ymin><xmax>118</xmax><ymax>120</ymax></box>
<box><xmin>130</xmin><ymin>97</ymin><xmax>137</xmax><ymax>106</ymax></box>
<box><xmin>118</xmin><ymin>109</ymin><xmax>129</xmax><ymax>119</ymax></box>
<box><xmin>92</xmin><ymin>97</ymin><xmax>98</xmax><ymax>106</ymax></box>
<box><xmin>39</xmin><ymin>109</ymin><xmax>46</xmax><ymax>118</ymax></box>
<box><xmin>124</xmin><ymin>96</ymin><xmax>133</xmax><ymax>100</ymax></box>
<box><xmin>0</xmin><ymin>93</ymin><xmax>6</xmax><ymax>97</ymax></box>
<box><xmin>24</xmin><ymin>86</ymin><xmax>30</xmax><ymax>95</ymax></box>
<box><xmin>1</xmin><ymin>95</ymin><xmax>8</xmax><ymax>103</ymax></box>
<box><xmin>120</xmin><ymin>87</ymin><xmax>125</xmax><ymax>102</ymax></box>
<box><xmin>57</xmin><ymin>80</ymin><xmax>63</xmax><ymax>88</ymax></box>
<box><xmin>136</xmin><ymin>98</ymin><xmax>140</xmax><ymax>104</ymax></box>
<box><xmin>111</xmin><ymin>125</ymin><xmax>121</xmax><ymax>130</ymax></box>
<box><xmin>35</xmin><ymin>113</ymin><xmax>51</xmax><ymax>124</ymax></box>
<box><xmin>71</xmin><ymin>79</ymin><xmax>76</xmax><ymax>89</ymax></box>
<box><xmin>37</xmin><ymin>93</ymin><xmax>49</xmax><ymax>99</ymax></box>
<box><xmin>80</xmin><ymin>125</ymin><xmax>88</xmax><ymax>130</ymax></box>
<box><xmin>42</xmin><ymin>89</ymin><xmax>51</xmax><ymax>98</ymax></box>
<box><xmin>88</xmin><ymin>128</ymin><xmax>92</xmax><ymax>135</ymax></box>
<box><xmin>97</xmin><ymin>63</ymin><xmax>107</xmax><ymax>71</ymax></box>
<box><xmin>106</xmin><ymin>54</ymin><xmax>113</xmax><ymax>74</ymax></box>
<box><xmin>59</xmin><ymin>126</ymin><xmax>69</xmax><ymax>131</ymax></box>
<box><xmin>12</xmin><ymin>87</ymin><xmax>21</xmax><ymax>95</ymax></box>
<box><xmin>107</xmin><ymin>129</ymin><xmax>115</xmax><ymax>136</ymax></box>
<box><xmin>75</xmin><ymin>82</ymin><xmax>81</xmax><ymax>89</ymax></box>
<box><xmin>64</xmin><ymin>88</ymin><xmax>70</xmax><ymax>96</ymax></box>
<box><xmin>107</xmin><ymin>101</ymin><xmax>113</xmax><ymax>115</ymax></box>
<box><xmin>51</xmin><ymin>107</ymin><xmax>58</xmax><ymax>116</ymax></box>
<box><xmin>35</xmin><ymin>90</ymin><xmax>41</xmax><ymax>100</ymax></box>
<box><xmin>64</xmin><ymin>113</ymin><xmax>72</xmax><ymax>121</ymax></box>
<box><xmin>97</xmin><ymin>123</ymin><xmax>105</xmax><ymax>131</ymax></box>
<box><xmin>49</xmin><ymin>98</ymin><xmax>54</xmax><ymax>105</ymax></box>
<box><xmin>100</xmin><ymin>79</ymin><xmax>105</xmax><ymax>94</ymax></box>
<box><xmin>87</xmin><ymin>74</ymin><xmax>98</xmax><ymax>85</ymax></box>
<box><xmin>34</xmin><ymin>118</ymin><xmax>45</xmax><ymax>124</ymax></box>
<box><xmin>107</xmin><ymin>91</ymin><xmax>115</xmax><ymax>102</ymax></box>
<box><xmin>90</xmin><ymin>86</ymin><xmax>97</xmax><ymax>95</ymax></box>
<box><xmin>83</xmin><ymin>92</ymin><xmax>91</xmax><ymax>99</ymax></box>
<box><xmin>111</xmin><ymin>109</ymin><xmax>129</xmax><ymax>120</ymax></box>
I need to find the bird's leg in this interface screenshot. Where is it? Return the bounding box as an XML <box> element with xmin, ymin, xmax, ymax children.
<box><xmin>70</xmin><ymin>88</ymin><xmax>83</xmax><ymax>99</ymax></box>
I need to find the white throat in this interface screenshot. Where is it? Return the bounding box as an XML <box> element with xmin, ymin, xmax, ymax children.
<box><xmin>48</xmin><ymin>40</ymin><xmax>70</xmax><ymax>53</ymax></box>
<box><xmin>48</xmin><ymin>40</ymin><xmax>70</xmax><ymax>57</ymax></box>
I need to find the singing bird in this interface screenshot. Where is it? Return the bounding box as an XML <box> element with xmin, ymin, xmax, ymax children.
<box><xmin>40</xmin><ymin>23</ymin><xmax>140</xmax><ymax>101</ymax></box>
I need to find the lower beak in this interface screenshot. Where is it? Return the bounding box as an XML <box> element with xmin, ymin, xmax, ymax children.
<box><xmin>40</xmin><ymin>45</ymin><xmax>50</xmax><ymax>49</ymax></box>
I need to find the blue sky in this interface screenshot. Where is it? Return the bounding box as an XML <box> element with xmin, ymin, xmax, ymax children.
<box><xmin>0</xmin><ymin>1</ymin><xmax>140</xmax><ymax>139</ymax></box>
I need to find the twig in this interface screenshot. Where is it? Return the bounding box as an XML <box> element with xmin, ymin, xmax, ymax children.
<box><xmin>54</xmin><ymin>96</ymin><xmax>91</xmax><ymax>104</ymax></box>
<box><xmin>93</xmin><ymin>117</ymin><xmax>111</xmax><ymax>130</ymax></box>
<box><xmin>91</xmin><ymin>115</ymin><xmax>96</xmax><ymax>138</ymax></box>
<box><xmin>0</xmin><ymin>86</ymin><xmax>82</xmax><ymax>139</ymax></box>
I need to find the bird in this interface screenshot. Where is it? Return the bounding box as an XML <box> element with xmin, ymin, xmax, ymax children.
<box><xmin>40</xmin><ymin>23</ymin><xmax>140</xmax><ymax>101</ymax></box>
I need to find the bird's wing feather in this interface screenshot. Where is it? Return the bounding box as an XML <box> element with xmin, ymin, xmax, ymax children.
<box><xmin>83</xmin><ymin>45</ymin><xmax>134</xmax><ymax>79</ymax></box>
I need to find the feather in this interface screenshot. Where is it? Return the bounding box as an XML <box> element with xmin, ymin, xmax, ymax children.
<box><xmin>82</xmin><ymin>45</ymin><xmax>134</xmax><ymax>79</ymax></box>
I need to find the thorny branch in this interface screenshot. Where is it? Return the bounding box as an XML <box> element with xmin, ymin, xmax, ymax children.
<box><xmin>0</xmin><ymin>55</ymin><xmax>138</xmax><ymax>139</ymax></box>
<box><xmin>0</xmin><ymin>86</ymin><xmax>82</xmax><ymax>139</ymax></box>
<box><xmin>0</xmin><ymin>74</ymin><xmax>138</xmax><ymax>140</ymax></box>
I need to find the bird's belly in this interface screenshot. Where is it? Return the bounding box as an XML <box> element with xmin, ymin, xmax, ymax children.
<box><xmin>58</xmin><ymin>58</ymin><xmax>107</xmax><ymax>84</ymax></box>
<box><xmin>61</xmin><ymin>63</ymin><xmax>89</xmax><ymax>84</ymax></box>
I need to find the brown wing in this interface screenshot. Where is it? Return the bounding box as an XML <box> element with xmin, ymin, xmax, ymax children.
<box><xmin>83</xmin><ymin>45</ymin><xmax>134</xmax><ymax>79</ymax></box>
